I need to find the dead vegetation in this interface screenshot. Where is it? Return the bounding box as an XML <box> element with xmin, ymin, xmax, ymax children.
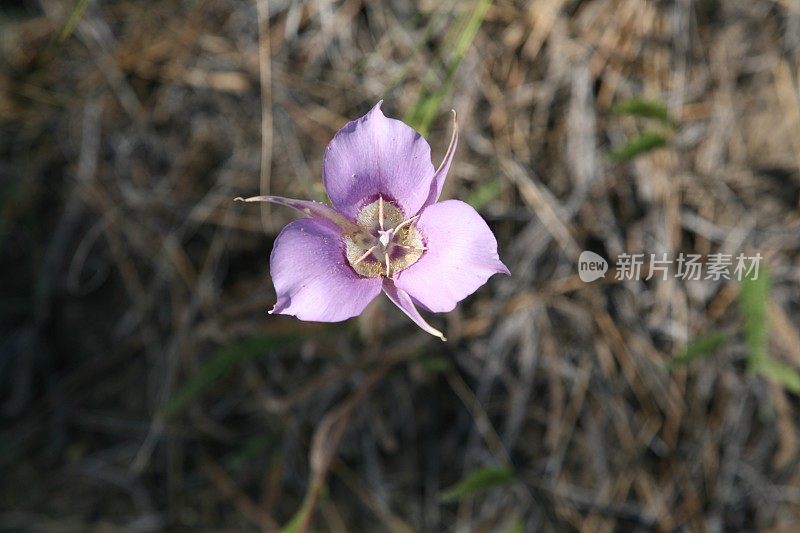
<box><xmin>1</xmin><ymin>0</ymin><xmax>800</xmax><ymax>530</ymax></box>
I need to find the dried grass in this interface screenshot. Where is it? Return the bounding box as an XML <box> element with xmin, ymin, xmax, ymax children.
<box><xmin>1</xmin><ymin>0</ymin><xmax>799</xmax><ymax>530</ymax></box>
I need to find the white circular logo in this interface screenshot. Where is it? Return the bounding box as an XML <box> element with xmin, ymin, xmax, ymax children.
<box><xmin>578</xmin><ymin>251</ymin><xmax>608</xmax><ymax>282</ymax></box>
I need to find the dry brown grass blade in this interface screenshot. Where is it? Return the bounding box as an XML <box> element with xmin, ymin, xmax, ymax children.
<box><xmin>4</xmin><ymin>0</ymin><xmax>800</xmax><ymax>530</ymax></box>
<box><xmin>202</xmin><ymin>450</ymin><xmax>279</xmax><ymax>531</ymax></box>
<box><xmin>298</xmin><ymin>348</ymin><xmax>417</xmax><ymax>532</ymax></box>
<box><xmin>256</xmin><ymin>0</ymin><xmax>274</xmax><ymax>231</ymax></box>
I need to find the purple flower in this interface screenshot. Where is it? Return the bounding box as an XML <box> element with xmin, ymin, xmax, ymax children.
<box><xmin>238</xmin><ymin>102</ymin><xmax>509</xmax><ymax>340</ymax></box>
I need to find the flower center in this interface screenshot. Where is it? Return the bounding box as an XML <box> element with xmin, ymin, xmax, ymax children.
<box><xmin>344</xmin><ymin>197</ymin><xmax>426</xmax><ymax>278</ymax></box>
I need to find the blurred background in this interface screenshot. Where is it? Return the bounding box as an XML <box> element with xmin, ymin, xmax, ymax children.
<box><xmin>2</xmin><ymin>0</ymin><xmax>800</xmax><ymax>530</ymax></box>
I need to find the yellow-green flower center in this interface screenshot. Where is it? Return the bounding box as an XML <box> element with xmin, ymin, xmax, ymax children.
<box><xmin>344</xmin><ymin>197</ymin><xmax>425</xmax><ymax>278</ymax></box>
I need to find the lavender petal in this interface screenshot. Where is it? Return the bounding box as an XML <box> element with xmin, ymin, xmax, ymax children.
<box><xmin>322</xmin><ymin>101</ymin><xmax>435</xmax><ymax>219</ymax></box>
<box><xmin>395</xmin><ymin>200</ymin><xmax>509</xmax><ymax>313</ymax></box>
<box><xmin>269</xmin><ymin>218</ymin><xmax>382</xmax><ymax>321</ymax></box>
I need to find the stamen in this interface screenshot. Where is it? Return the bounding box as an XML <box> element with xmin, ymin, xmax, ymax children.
<box><xmin>392</xmin><ymin>215</ymin><xmax>420</xmax><ymax>233</ymax></box>
<box><xmin>393</xmin><ymin>244</ymin><xmax>427</xmax><ymax>252</ymax></box>
<box><xmin>346</xmin><ymin>198</ymin><xmax>425</xmax><ymax>278</ymax></box>
<box><xmin>378</xmin><ymin>196</ymin><xmax>385</xmax><ymax>231</ymax></box>
<box><xmin>352</xmin><ymin>245</ymin><xmax>378</xmax><ymax>265</ymax></box>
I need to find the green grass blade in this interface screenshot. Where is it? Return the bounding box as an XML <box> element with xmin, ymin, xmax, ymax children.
<box><xmin>612</xmin><ymin>98</ymin><xmax>677</xmax><ymax>127</ymax></box>
<box><xmin>164</xmin><ymin>334</ymin><xmax>297</xmax><ymax>417</ymax></box>
<box><xmin>405</xmin><ymin>0</ymin><xmax>491</xmax><ymax>133</ymax></box>
<box><xmin>440</xmin><ymin>466</ymin><xmax>514</xmax><ymax>503</ymax></box>
<box><xmin>58</xmin><ymin>0</ymin><xmax>91</xmax><ymax>43</ymax></box>
<box><xmin>609</xmin><ymin>131</ymin><xmax>667</xmax><ymax>162</ymax></box>
<box><xmin>35</xmin><ymin>0</ymin><xmax>90</xmax><ymax>66</ymax></box>
<box><xmin>280</xmin><ymin>497</ymin><xmax>313</xmax><ymax>533</ymax></box>
<box><xmin>506</xmin><ymin>517</ymin><xmax>525</xmax><ymax>533</ymax></box>
<box><xmin>758</xmin><ymin>358</ymin><xmax>800</xmax><ymax>393</ymax></box>
<box><xmin>467</xmin><ymin>180</ymin><xmax>503</xmax><ymax>210</ymax></box>
<box><xmin>739</xmin><ymin>268</ymin><xmax>770</xmax><ymax>372</ymax></box>
<box><xmin>417</xmin><ymin>354</ymin><xmax>452</xmax><ymax>374</ymax></box>
<box><xmin>226</xmin><ymin>435</ymin><xmax>273</xmax><ymax>470</ymax></box>
<box><xmin>669</xmin><ymin>331</ymin><xmax>727</xmax><ymax>368</ymax></box>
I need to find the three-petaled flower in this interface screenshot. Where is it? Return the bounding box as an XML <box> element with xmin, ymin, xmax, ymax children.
<box><xmin>238</xmin><ymin>102</ymin><xmax>509</xmax><ymax>340</ymax></box>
